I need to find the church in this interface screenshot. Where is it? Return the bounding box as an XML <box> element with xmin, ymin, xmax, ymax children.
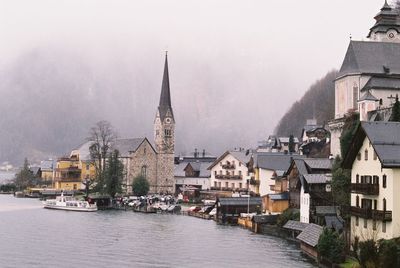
<box><xmin>329</xmin><ymin>1</ymin><xmax>400</xmax><ymax>157</ymax></box>
<box><xmin>72</xmin><ymin>54</ymin><xmax>175</xmax><ymax>194</ymax></box>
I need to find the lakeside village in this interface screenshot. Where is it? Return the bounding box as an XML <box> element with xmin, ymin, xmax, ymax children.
<box><xmin>3</xmin><ymin>2</ymin><xmax>400</xmax><ymax>267</ymax></box>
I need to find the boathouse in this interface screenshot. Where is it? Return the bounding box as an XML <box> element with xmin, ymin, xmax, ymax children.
<box><xmin>216</xmin><ymin>197</ymin><xmax>262</xmax><ymax>224</ymax></box>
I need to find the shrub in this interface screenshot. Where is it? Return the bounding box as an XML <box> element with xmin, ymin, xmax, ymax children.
<box><xmin>317</xmin><ymin>228</ymin><xmax>345</xmax><ymax>264</ymax></box>
<box><xmin>276</xmin><ymin>208</ymin><xmax>299</xmax><ymax>227</ymax></box>
<box><xmin>378</xmin><ymin>239</ymin><xmax>398</xmax><ymax>268</ymax></box>
<box><xmin>132</xmin><ymin>175</ymin><xmax>150</xmax><ymax>196</ymax></box>
<box><xmin>359</xmin><ymin>240</ymin><xmax>378</xmax><ymax>268</ymax></box>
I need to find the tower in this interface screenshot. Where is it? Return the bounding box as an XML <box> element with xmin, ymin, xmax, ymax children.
<box><xmin>367</xmin><ymin>0</ymin><xmax>400</xmax><ymax>42</ymax></box>
<box><xmin>154</xmin><ymin>52</ymin><xmax>175</xmax><ymax>193</ymax></box>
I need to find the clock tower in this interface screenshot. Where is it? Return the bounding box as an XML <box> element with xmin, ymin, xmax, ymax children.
<box><xmin>154</xmin><ymin>52</ymin><xmax>175</xmax><ymax>193</ymax></box>
<box><xmin>367</xmin><ymin>1</ymin><xmax>400</xmax><ymax>42</ymax></box>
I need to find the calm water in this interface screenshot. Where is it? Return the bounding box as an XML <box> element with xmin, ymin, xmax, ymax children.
<box><xmin>0</xmin><ymin>195</ymin><xmax>315</xmax><ymax>268</ymax></box>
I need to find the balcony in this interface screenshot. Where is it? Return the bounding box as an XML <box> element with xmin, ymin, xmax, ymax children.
<box><xmin>270</xmin><ymin>185</ymin><xmax>282</xmax><ymax>192</ymax></box>
<box><xmin>351</xmin><ymin>183</ymin><xmax>379</xmax><ymax>195</ymax></box>
<box><xmin>250</xmin><ymin>178</ymin><xmax>260</xmax><ymax>186</ymax></box>
<box><xmin>215</xmin><ymin>175</ymin><xmax>243</xmax><ymax>180</ymax></box>
<box><xmin>350</xmin><ymin>206</ymin><xmax>392</xmax><ymax>222</ymax></box>
<box><xmin>222</xmin><ymin>163</ymin><xmax>236</xmax><ymax>169</ymax></box>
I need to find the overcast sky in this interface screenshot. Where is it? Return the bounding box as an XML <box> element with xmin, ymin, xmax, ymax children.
<box><xmin>0</xmin><ymin>0</ymin><xmax>389</xmax><ymax>157</ymax></box>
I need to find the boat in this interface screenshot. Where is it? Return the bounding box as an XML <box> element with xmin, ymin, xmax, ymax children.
<box><xmin>43</xmin><ymin>193</ymin><xmax>97</xmax><ymax>212</ymax></box>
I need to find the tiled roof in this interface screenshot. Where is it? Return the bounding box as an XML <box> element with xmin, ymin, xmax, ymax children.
<box><xmin>113</xmin><ymin>138</ymin><xmax>146</xmax><ymax>157</ymax></box>
<box><xmin>218</xmin><ymin>197</ymin><xmax>262</xmax><ymax>206</ymax></box>
<box><xmin>339</xmin><ymin>41</ymin><xmax>400</xmax><ymax>77</ymax></box>
<box><xmin>252</xmin><ymin>214</ymin><xmax>278</xmax><ymax>224</ymax></box>
<box><xmin>363</xmin><ymin>122</ymin><xmax>400</xmax><ymax>167</ymax></box>
<box><xmin>358</xmin><ymin>90</ymin><xmax>379</xmax><ymax>102</ymax></box>
<box><xmin>283</xmin><ymin>220</ymin><xmax>309</xmax><ymax>232</ymax></box>
<box><xmin>325</xmin><ymin>215</ymin><xmax>344</xmax><ymax>232</ymax></box>
<box><xmin>361</xmin><ymin>77</ymin><xmax>400</xmax><ymax>92</ymax></box>
<box><xmin>315</xmin><ymin>206</ymin><xmax>338</xmax><ymax>216</ymax></box>
<box><xmin>303</xmin><ymin>174</ymin><xmax>331</xmax><ymax>184</ymax></box>
<box><xmin>296</xmin><ymin>223</ymin><xmax>323</xmax><ymax>247</ymax></box>
<box><xmin>255</xmin><ymin>153</ymin><xmax>299</xmax><ymax>171</ymax></box>
<box><xmin>303</xmin><ymin>159</ymin><xmax>333</xmax><ymax>170</ymax></box>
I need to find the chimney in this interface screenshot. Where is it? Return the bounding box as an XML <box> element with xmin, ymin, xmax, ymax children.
<box><xmin>194</xmin><ymin>148</ymin><xmax>198</xmax><ymax>158</ymax></box>
<box><xmin>202</xmin><ymin>149</ymin><xmax>205</xmax><ymax>158</ymax></box>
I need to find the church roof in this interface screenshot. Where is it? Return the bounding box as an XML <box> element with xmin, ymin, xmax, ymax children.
<box><xmin>158</xmin><ymin>53</ymin><xmax>174</xmax><ymax>122</ymax></box>
<box><xmin>361</xmin><ymin>76</ymin><xmax>400</xmax><ymax>92</ymax></box>
<box><xmin>338</xmin><ymin>41</ymin><xmax>400</xmax><ymax>77</ymax></box>
<box><xmin>367</xmin><ymin>1</ymin><xmax>400</xmax><ymax>38</ymax></box>
<box><xmin>358</xmin><ymin>90</ymin><xmax>379</xmax><ymax>102</ymax></box>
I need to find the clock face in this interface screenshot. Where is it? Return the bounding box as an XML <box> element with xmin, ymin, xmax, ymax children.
<box><xmin>388</xmin><ymin>32</ymin><xmax>395</xmax><ymax>39</ymax></box>
<box><xmin>166</xmin><ymin>118</ymin><xmax>171</xmax><ymax>123</ymax></box>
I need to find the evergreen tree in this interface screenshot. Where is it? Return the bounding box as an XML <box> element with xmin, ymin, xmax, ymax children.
<box><xmin>132</xmin><ymin>175</ymin><xmax>150</xmax><ymax>196</ymax></box>
<box><xmin>390</xmin><ymin>94</ymin><xmax>400</xmax><ymax>122</ymax></box>
<box><xmin>103</xmin><ymin>150</ymin><xmax>124</xmax><ymax>198</ymax></box>
<box><xmin>318</xmin><ymin>228</ymin><xmax>345</xmax><ymax>264</ymax></box>
<box><xmin>288</xmin><ymin>134</ymin><xmax>296</xmax><ymax>153</ymax></box>
<box><xmin>14</xmin><ymin>158</ymin><xmax>34</xmax><ymax>190</ymax></box>
<box><xmin>339</xmin><ymin>113</ymin><xmax>359</xmax><ymax>157</ymax></box>
<box><xmin>331</xmin><ymin>156</ymin><xmax>351</xmax><ymax>218</ymax></box>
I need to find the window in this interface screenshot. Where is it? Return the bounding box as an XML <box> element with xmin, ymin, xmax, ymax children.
<box><xmin>373</xmin><ymin>176</ymin><xmax>379</xmax><ymax>185</ymax></box>
<box><xmin>383</xmin><ymin>175</ymin><xmax>387</xmax><ymax>188</ymax></box>
<box><xmin>226</xmin><ymin>171</ymin><xmax>229</xmax><ymax>175</ymax></box>
<box><xmin>239</xmin><ymin>170</ymin><xmax>242</xmax><ymax>176</ymax></box>
<box><xmin>214</xmin><ymin>171</ymin><xmax>217</xmax><ymax>176</ymax></box>
<box><xmin>364</xmin><ymin>218</ymin><xmax>367</xmax><ymax>228</ymax></box>
<box><xmin>232</xmin><ymin>171</ymin><xmax>235</xmax><ymax>176</ymax></box>
<box><xmin>356</xmin><ymin>196</ymin><xmax>360</xmax><ymax>207</ymax></box>
<box><xmin>361</xmin><ymin>176</ymin><xmax>365</xmax><ymax>183</ymax></box>
<box><xmin>357</xmin><ymin>153</ymin><xmax>361</xmax><ymax>161</ymax></box>
<box><xmin>356</xmin><ymin>216</ymin><xmax>359</xmax><ymax>226</ymax></box>
<box><xmin>144</xmin><ymin>147</ymin><xmax>146</xmax><ymax>154</ymax></box>
<box><xmin>373</xmin><ymin>151</ymin><xmax>377</xmax><ymax>160</ymax></box>
<box><xmin>239</xmin><ymin>162</ymin><xmax>242</xmax><ymax>167</ymax></box>
<box><xmin>383</xmin><ymin>221</ymin><xmax>386</xmax><ymax>233</ymax></box>
<box><xmin>383</xmin><ymin>198</ymin><xmax>387</xmax><ymax>211</ymax></box>
<box><xmin>164</xmin><ymin>129</ymin><xmax>172</xmax><ymax>137</ymax></box>
<box><xmin>214</xmin><ymin>182</ymin><xmax>217</xmax><ymax>187</ymax></box>
<box><xmin>374</xmin><ymin>200</ymin><xmax>377</xmax><ymax>210</ymax></box>
<box><xmin>219</xmin><ymin>170</ymin><xmax>222</xmax><ymax>175</ymax></box>
<box><xmin>356</xmin><ymin>174</ymin><xmax>359</xmax><ymax>183</ymax></box>
<box><xmin>220</xmin><ymin>162</ymin><xmax>222</xmax><ymax>166</ymax></box>
<box><xmin>225</xmin><ymin>182</ymin><xmax>228</xmax><ymax>188</ymax></box>
<box><xmin>231</xmin><ymin>183</ymin><xmax>235</xmax><ymax>189</ymax></box>
<box><xmin>141</xmin><ymin>165</ymin><xmax>147</xmax><ymax>178</ymax></box>
<box><xmin>365</xmin><ymin>149</ymin><xmax>368</xmax><ymax>161</ymax></box>
<box><xmin>239</xmin><ymin>183</ymin><xmax>242</xmax><ymax>188</ymax></box>
<box><xmin>353</xmin><ymin>84</ymin><xmax>358</xmax><ymax>109</ymax></box>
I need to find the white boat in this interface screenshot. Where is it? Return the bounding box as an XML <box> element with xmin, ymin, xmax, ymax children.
<box><xmin>43</xmin><ymin>193</ymin><xmax>97</xmax><ymax>212</ymax></box>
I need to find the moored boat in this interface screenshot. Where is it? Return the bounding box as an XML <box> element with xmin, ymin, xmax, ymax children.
<box><xmin>43</xmin><ymin>193</ymin><xmax>97</xmax><ymax>212</ymax></box>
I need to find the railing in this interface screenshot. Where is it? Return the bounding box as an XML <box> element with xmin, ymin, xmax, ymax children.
<box><xmin>215</xmin><ymin>175</ymin><xmax>243</xmax><ymax>180</ymax></box>
<box><xmin>222</xmin><ymin>164</ymin><xmax>236</xmax><ymax>169</ymax></box>
<box><xmin>53</xmin><ymin>177</ymin><xmax>82</xmax><ymax>182</ymax></box>
<box><xmin>351</xmin><ymin>183</ymin><xmax>379</xmax><ymax>195</ymax></box>
<box><xmin>372</xmin><ymin>210</ymin><xmax>392</xmax><ymax>222</ymax></box>
<box><xmin>350</xmin><ymin>206</ymin><xmax>392</xmax><ymax>221</ymax></box>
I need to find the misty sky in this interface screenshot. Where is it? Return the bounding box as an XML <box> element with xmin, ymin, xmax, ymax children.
<box><xmin>0</xmin><ymin>0</ymin><xmax>388</xmax><ymax>159</ymax></box>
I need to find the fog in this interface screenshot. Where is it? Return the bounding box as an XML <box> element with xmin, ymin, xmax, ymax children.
<box><xmin>0</xmin><ymin>0</ymin><xmax>384</xmax><ymax>164</ymax></box>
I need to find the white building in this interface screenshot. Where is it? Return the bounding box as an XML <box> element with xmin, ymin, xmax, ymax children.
<box><xmin>329</xmin><ymin>1</ymin><xmax>400</xmax><ymax>157</ymax></box>
<box><xmin>343</xmin><ymin>122</ymin><xmax>400</xmax><ymax>242</ymax></box>
<box><xmin>208</xmin><ymin>150</ymin><xmax>252</xmax><ymax>192</ymax></box>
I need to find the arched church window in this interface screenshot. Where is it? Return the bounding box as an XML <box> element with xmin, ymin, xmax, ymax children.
<box><xmin>141</xmin><ymin>165</ymin><xmax>147</xmax><ymax>178</ymax></box>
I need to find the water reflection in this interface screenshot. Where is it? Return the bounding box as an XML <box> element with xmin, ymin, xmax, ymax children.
<box><xmin>0</xmin><ymin>195</ymin><xmax>315</xmax><ymax>268</ymax></box>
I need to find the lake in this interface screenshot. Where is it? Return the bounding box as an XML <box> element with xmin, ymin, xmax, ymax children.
<box><xmin>0</xmin><ymin>195</ymin><xmax>315</xmax><ymax>268</ymax></box>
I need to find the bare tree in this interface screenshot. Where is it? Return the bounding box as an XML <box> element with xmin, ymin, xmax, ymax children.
<box><xmin>87</xmin><ymin>120</ymin><xmax>117</xmax><ymax>193</ymax></box>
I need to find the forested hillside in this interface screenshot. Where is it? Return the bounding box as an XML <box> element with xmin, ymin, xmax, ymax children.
<box><xmin>274</xmin><ymin>70</ymin><xmax>338</xmax><ymax>137</ymax></box>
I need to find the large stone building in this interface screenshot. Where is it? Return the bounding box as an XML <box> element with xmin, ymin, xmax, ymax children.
<box><xmin>71</xmin><ymin>54</ymin><xmax>175</xmax><ymax>194</ymax></box>
<box><xmin>329</xmin><ymin>1</ymin><xmax>400</xmax><ymax>156</ymax></box>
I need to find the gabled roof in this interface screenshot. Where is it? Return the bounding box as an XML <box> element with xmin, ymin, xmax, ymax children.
<box><xmin>358</xmin><ymin>90</ymin><xmax>379</xmax><ymax>102</ymax></box>
<box><xmin>208</xmin><ymin>150</ymin><xmax>252</xmax><ymax>170</ymax></box>
<box><xmin>361</xmin><ymin>77</ymin><xmax>400</xmax><ymax>92</ymax></box>
<box><xmin>283</xmin><ymin>220</ymin><xmax>309</xmax><ymax>232</ymax></box>
<box><xmin>338</xmin><ymin>41</ymin><xmax>400</xmax><ymax>77</ymax></box>
<box><xmin>303</xmin><ymin>174</ymin><xmax>331</xmax><ymax>184</ymax></box>
<box><xmin>296</xmin><ymin>223</ymin><xmax>323</xmax><ymax>247</ymax></box>
<box><xmin>255</xmin><ymin>152</ymin><xmax>299</xmax><ymax>171</ymax></box>
<box><xmin>303</xmin><ymin>159</ymin><xmax>333</xmax><ymax>170</ymax></box>
<box><xmin>343</xmin><ymin>121</ymin><xmax>400</xmax><ymax>168</ymax></box>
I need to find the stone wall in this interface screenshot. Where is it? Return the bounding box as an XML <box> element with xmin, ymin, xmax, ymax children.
<box><xmin>156</xmin><ymin>153</ymin><xmax>175</xmax><ymax>194</ymax></box>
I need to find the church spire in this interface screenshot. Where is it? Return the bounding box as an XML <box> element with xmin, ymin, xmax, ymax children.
<box><xmin>158</xmin><ymin>52</ymin><xmax>174</xmax><ymax>121</ymax></box>
<box><xmin>367</xmin><ymin>0</ymin><xmax>400</xmax><ymax>41</ymax></box>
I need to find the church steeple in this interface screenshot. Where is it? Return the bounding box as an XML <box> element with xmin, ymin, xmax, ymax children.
<box><xmin>158</xmin><ymin>52</ymin><xmax>174</xmax><ymax>122</ymax></box>
<box><xmin>367</xmin><ymin>1</ymin><xmax>400</xmax><ymax>42</ymax></box>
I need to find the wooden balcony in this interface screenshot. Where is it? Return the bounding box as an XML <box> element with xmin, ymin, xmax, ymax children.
<box><xmin>351</xmin><ymin>183</ymin><xmax>379</xmax><ymax>195</ymax></box>
<box><xmin>215</xmin><ymin>175</ymin><xmax>243</xmax><ymax>180</ymax></box>
<box><xmin>350</xmin><ymin>206</ymin><xmax>392</xmax><ymax>222</ymax></box>
<box><xmin>222</xmin><ymin>163</ymin><xmax>236</xmax><ymax>169</ymax></box>
<box><xmin>249</xmin><ymin>178</ymin><xmax>260</xmax><ymax>186</ymax></box>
